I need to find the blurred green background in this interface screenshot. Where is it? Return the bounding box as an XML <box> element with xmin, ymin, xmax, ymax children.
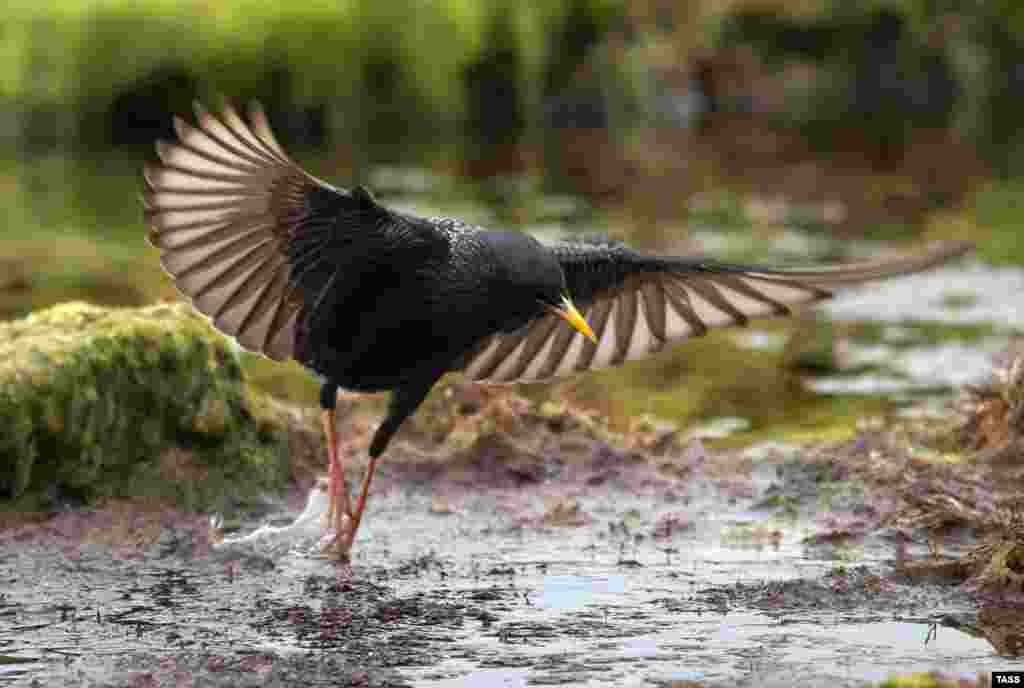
<box><xmin>3</xmin><ymin>0</ymin><xmax>1024</xmax><ymax>450</ymax></box>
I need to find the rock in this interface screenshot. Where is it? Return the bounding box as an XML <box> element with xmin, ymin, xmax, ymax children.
<box><xmin>541</xmin><ymin>497</ymin><xmax>591</xmax><ymax>527</ymax></box>
<box><xmin>976</xmin><ymin>605</ymin><xmax>1024</xmax><ymax>656</ymax></box>
<box><xmin>446</xmin><ymin>433</ymin><xmax>545</xmax><ymax>488</ymax></box>
<box><xmin>782</xmin><ymin>316</ymin><xmax>848</xmax><ymax>374</ymax></box>
<box><xmin>960</xmin><ymin>347</ymin><xmax>1024</xmax><ymax>457</ymax></box>
<box><xmin>0</xmin><ymin>301</ymin><xmax>315</xmax><ymax>510</ymax></box>
<box><xmin>430</xmin><ymin>496</ymin><xmax>458</xmax><ymax>515</ymax></box>
<box><xmin>976</xmin><ymin>540</ymin><xmax>1024</xmax><ymax>592</ymax></box>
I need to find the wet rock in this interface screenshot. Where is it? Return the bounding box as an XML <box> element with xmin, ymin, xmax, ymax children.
<box><xmin>419</xmin><ymin>384</ymin><xmax>530</xmax><ymax>443</ymax></box>
<box><xmin>628</xmin><ymin>414</ymin><xmax>680</xmax><ymax>454</ymax></box>
<box><xmin>959</xmin><ymin>345</ymin><xmax>1024</xmax><ymax>459</ymax></box>
<box><xmin>897</xmin><ymin>533</ymin><xmax>1024</xmax><ymax>593</ymax></box>
<box><xmin>802</xmin><ymin>527</ymin><xmax>864</xmax><ymax>546</ymax></box>
<box><xmin>446</xmin><ymin>434</ymin><xmax>546</xmax><ymax>489</ymax></box>
<box><xmin>535</xmin><ymin>399</ymin><xmax>615</xmax><ymax>441</ymax></box>
<box><xmin>429</xmin><ymin>496</ymin><xmax>458</xmax><ymax>515</ymax></box>
<box><xmin>540</xmin><ymin>497</ymin><xmax>591</xmax><ymax>527</ymax></box>
<box><xmin>651</xmin><ymin>512</ymin><xmax>693</xmax><ymax>539</ymax></box>
<box><xmin>711</xmin><ymin>566</ymin><xmax>900</xmax><ymax>613</ymax></box>
<box><xmin>977</xmin><ymin>604</ymin><xmax>1024</xmax><ymax>656</ymax></box>
<box><xmin>895</xmin><ymin>555</ymin><xmax>973</xmax><ymax>585</ymax></box>
<box><xmin>0</xmin><ymin>302</ymin><xmax>318</xmax><ymax>510</ymax></box>
<box><xmin>976</xmin><ymin>541</ymin><xmax>1024</xmax><ymax>592</ymax></box>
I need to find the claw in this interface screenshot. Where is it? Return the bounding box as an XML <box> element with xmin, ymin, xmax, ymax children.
<box><xmin>320</xmin><ymin>513</ymin><xmax>355</xmax><ymax>561</ymax></box>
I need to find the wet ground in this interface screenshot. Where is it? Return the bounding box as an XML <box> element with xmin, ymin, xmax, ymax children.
<box><xmin>4</xmin><ymin>431</ymin><xmax>1023</xmax><ymax>687</ymax></box>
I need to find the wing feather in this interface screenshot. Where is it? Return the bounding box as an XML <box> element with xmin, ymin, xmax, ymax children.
<box><xmin>640</xmin><ymin>280</ymin><xmax>667</xmax><ymax>345</ymax></box>
<box><xmin>459</xmin><ymin>238</ymin><xmax>971</xmax><ymax>383</ymax></box>
<box><xmin>143</xmin><ymin>101</ymin><xmax>447</xmax><ymax>362</ymax></box>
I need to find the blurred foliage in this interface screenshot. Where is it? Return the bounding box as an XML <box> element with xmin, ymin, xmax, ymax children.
<box><xmin>0</xmin><ymin>301</ymin><xmax>312</xmax><ymax>510</ymax></box>
<box><xmin>714</xmin><ymin>1</ymin><xmax>1024</xmax><ymax>174</ymax></box>
<box><xmin>1</xmin><ymin>0</ymin><xmax>1022</xmax><ymax>178</ymax></box>
<box><xmin>0</xmin><ymin>153</ymin><xmax>169</xmax><ymax>321</ymax></box>
<box><xmin>971</xmin><ymin>180</ymin><xmax>1024</xmax><ymax>264</ymax></box>
<box><xmin>954</xmin><ymin>180</ymin><xmax>1024</xmax><ymax>265</ymax></box>
<box><xmin>920</xmin><ymin>177</ymin><xmax>1024</xmax><ymax>266</ymax></box>
<box><xmin>1</xmin><ymin>0</ymin><xmax>620</xmax><ymax>155</ymax></box>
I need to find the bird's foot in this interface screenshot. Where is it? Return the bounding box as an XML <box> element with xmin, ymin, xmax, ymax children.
<box><xmin>317</xmin><ymin>405</ymin><xmax>383</xmax><ymax>562</ymax></box>
<box><xmin>319</xmin><ymin>512</ymin><xmax>356</xmax><ymax>561</ymax></box>
<box><xmin>319</xmin><ymin>451</ymin><xmax>358</xmax><ymax>560</ymax></box>
<box><xmin>318</xmin><ymin>455</ymin><xmax>378</xmax><ymax>561</ymax></box>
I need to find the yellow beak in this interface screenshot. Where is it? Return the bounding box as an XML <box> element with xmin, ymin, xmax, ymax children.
<box><xmin>550</xmin><ymin>295</ymin><xmax>597</xmax><ymax>343</ymax></box>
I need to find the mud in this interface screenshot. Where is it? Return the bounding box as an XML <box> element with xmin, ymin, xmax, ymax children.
<box><xmin>4</xmin><ymin>424</ymin><xmax>1024</xmax><ymax>688</ymax></box>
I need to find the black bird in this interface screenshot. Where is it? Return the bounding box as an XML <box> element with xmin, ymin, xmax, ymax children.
<box><xmin>142</xmin><ymin>102</ymin><xmax>971</xmax><ymax>559</ymax></box>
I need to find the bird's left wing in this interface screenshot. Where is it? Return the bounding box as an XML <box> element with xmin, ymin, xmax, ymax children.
<box><xmin>142</xmin><ymin>102</ymin><xmax>447</xmax><ymax>362</ymax></box>
<box><xmin>459</xmin><ymin>236</ymin><xmax>971</xmax><ymax>383</ymax></box>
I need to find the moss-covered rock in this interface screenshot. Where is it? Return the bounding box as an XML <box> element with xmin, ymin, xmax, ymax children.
<box><xmin>0</xmin><ymin>301</ymin><xmax>315</xmax><ymax>511</ymax></box>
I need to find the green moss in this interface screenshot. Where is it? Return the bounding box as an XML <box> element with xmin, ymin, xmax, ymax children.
<box><xmin>966</xmin><ymin>179</ymin><xmax>1024</xmax><ymax>266</ymax></box>
<box><xmin>536</xmin><ymin>326</ymin><xmax>887</xmax><ymax>448</ymax></box>
<box><xmin>237</xmin><ymin>352</ymin><xmax>320</xmax><ymax>407</ymax></box>
<box><xmin>876</xmin><ymin>673</ymin><xmax>962</xmax><ymax>688</ymax></box>
<box><xmin>686</xmin><ymin>189</ymin><xmax>752</xmax><ymax>231</ymax></box>
<box><xmin>0</xmin><ymin>302</ymin><xmax>303</xmax><ymax>510</ymax></box>
<box><xmin>925</xmin><ymin>180</ymin><xmax>1024</xmax><ymax>267</ymax></box>
<box><xmin>0</xmin><ymin>231</ymin><xmax>167</xmax><ymax>322</ymax></box>
<box><xmin>1</xmin><ymin>1</ymin><xmax>620</xmax><ymax>153</ymax></box>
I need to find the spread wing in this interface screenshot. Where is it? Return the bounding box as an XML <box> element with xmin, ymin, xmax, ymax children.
<box><xmin>459</xmin><ymin>236</ymin><xmax>972</xmax><ymax>383</ymax></box>
<box><xmin>142</xmin><ymin>101</ymin><xmax>446</xmax><ymax>361</ymax></box>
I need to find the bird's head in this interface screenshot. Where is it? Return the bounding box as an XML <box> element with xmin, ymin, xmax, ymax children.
<box><xmin>482</xmin><ymin>230</ymin><xmax>596</xmax><ymax>342</ymax></box>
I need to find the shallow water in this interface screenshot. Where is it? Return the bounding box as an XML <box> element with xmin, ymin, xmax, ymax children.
<box><xmin>193</xmin><ymin>470</ymin><xmax>1022</xmax><ymax>686</ymax></box>
<box><xmin>5</xmin><ymin>424</ymin><xmax>1024</xmax><ymax>686</ymax></box>
<box><xmin>814</xmin><ymin>259</ymin><xmax>1024</xmax><ymax>395</ymax></box>
<box><xmin>825</xmin><ymin>261</ymin><xmax>1024</xmax><ymax>327</ymax></box>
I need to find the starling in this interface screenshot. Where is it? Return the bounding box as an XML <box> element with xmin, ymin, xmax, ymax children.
<box><xmin>142</xmin><ymin>102</ymin><xmax>971</xmax><ymax>559</ymax></box>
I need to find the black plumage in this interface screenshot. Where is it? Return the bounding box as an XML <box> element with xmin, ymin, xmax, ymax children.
<box><xmin>142</xmin><ymin>102</ymin><xmax>971</xmax><ymax>558</ymax></box>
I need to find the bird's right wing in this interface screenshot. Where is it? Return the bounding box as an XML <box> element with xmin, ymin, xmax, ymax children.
<box><xmin>142</xmin><ymin>102</ymin><xmax>447</xmax><ymax>361</ymax></box>
<box><xmin>459</xmin><ymin>236</ymin><xmax>971</xmax><ymax>383</ymax></box>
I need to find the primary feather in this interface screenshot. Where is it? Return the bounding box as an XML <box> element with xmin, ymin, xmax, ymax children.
<box><xmin>457</xmin><ymin>237</ymin><xmax>972</xmax><ymax>383</ymax></box>
<box><xmin>143</xmin><ymin>102</ymin><xmax>447</xmax><ymax>365</ymax></box>
<box><xmin>143</xmin><ymin>102</ymin><xmax>971</xmax><ymax>389</ymax></box>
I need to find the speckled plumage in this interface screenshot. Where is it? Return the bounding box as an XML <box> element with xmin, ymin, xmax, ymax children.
<box><xmin>142</xmin><ymin>102</ymin><xmax>972</xmax><ymax>460</ymax></box>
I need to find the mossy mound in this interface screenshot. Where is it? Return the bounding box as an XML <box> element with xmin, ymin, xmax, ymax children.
<box><xmin>0</xmin><ymin>301</ymin><xmax>315</xmax><ymax>511</ymax></box>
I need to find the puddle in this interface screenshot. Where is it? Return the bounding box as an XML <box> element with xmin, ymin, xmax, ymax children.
<box><xmin>809</xmin><ymin>340</ymin><xmax>1003</xmax><ymax>395</ymax></box>
<box><xmin>536</xmin><ymin>574</ymin><xmax>627</xmax><ymax>610</ymax></box>
<box><xmin>427</xmin><ymin>616</ymin><xmax>1000</xmax><ymax>687</ymax></box>
<box><xmin>826</xmin><ymin>261</ymin><xmax>1024</xmax><ymax>327</ymax></box>
<box><xmin>812</xmin><ymin>259</ymin><xmax>1024</xmax><ymax>395</ymax></box>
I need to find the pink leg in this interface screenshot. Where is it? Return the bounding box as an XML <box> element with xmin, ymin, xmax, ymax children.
<box><xmin>321</xmin><ymin>409</ymin><xmax>353</xmax><ymax>558</ymax></box>
<box><xmin>331</xmin><ymin>453</ymin><xmax>380</xmax><ymax>557</ymax></box>
<box><xmin>319</xmin><ymin>396</ymin><xmax>393</xmax><ymax>559</ymax></box>
<box><xmin>352</xmin><ymin>454</ymin><xmax>381</xmax><ymax>532</ymax></box>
